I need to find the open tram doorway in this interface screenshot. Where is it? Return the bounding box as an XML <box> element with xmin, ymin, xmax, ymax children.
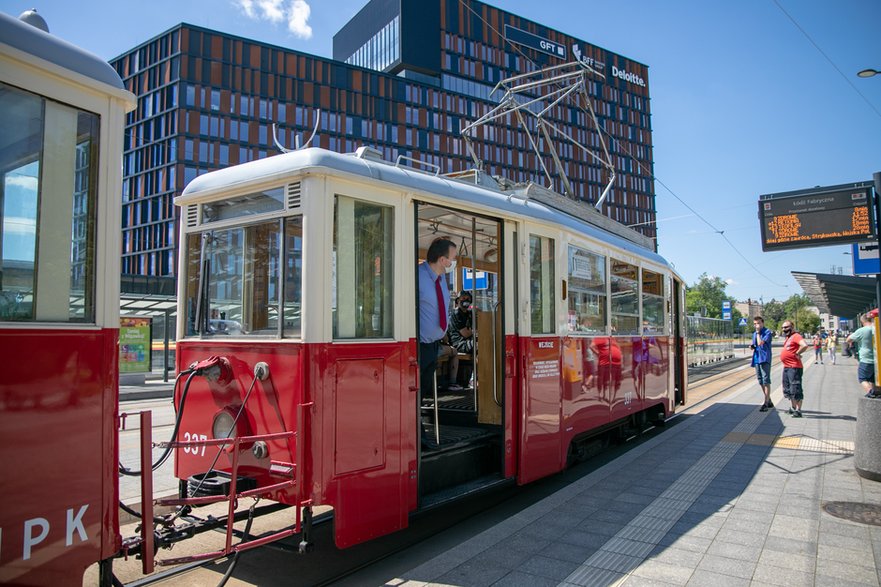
<box><xmin>414</xmin><ymin>202</ymin><xmax>506</xmax><ymax>504</ymax></box>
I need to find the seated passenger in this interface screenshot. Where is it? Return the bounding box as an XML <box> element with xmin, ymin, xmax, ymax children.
<box><xmin>437</xmin><ymin>338</ymin><xmax>461</xmax><ymax>391</ymax></box>
<box><xmin>448</xmin><ymin>291</ymin><xmax>474</xmax><ymax>354</ymax></box>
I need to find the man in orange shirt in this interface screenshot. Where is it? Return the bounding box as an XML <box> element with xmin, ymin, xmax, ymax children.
<box><xmin>780</xmin><ymin>320</ymin><xmax>809</xmax><ymax>417</ymax></box>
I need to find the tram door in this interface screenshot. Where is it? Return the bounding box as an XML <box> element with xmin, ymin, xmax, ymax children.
<box><xmin>672</xmin><ymin>277</ymin><xmax>686</xmax><ymax>405</ymax></box>
<box><xmin>414</xmin><ymin>203</ymin><xmax>505</xmax><ymax>498</ymax></box>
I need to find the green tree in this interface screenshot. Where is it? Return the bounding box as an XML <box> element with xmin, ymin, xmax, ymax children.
<box><xmin>762</xmin><ymin>299</ymin><xmax>785</xmax><ymax>331</ymax></box>
<box><xmin>685</xmin><ymin>273</ymin><xmax>730</xmax><ymax>318</ymax></box>
<box><xmin>782</xmin><ymin>293</ymin><xmax>821</xmax><ymax>333</ymax></box>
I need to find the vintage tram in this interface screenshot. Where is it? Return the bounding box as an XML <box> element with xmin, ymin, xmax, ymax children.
<box><xmin>0</xmin><ymin>10</ymin><xmax>135</xmax><ymax>587</ymax></box>
<box><xmin>169</xmin><ymin>144</ymin><xmax>688</xmax><ymax>552</ymax></box>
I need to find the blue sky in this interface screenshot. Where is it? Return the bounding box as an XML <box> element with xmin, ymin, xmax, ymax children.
<box><xmin>4</xmin><ymin>0</ymin><xmax>880</xmax><ymax>308</ymax></box>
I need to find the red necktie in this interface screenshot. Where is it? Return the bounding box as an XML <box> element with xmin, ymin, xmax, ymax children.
<box><xmin>435</xmin><ymin>276</ymin><xmax>447</xmax><ymax>331</ymax></box>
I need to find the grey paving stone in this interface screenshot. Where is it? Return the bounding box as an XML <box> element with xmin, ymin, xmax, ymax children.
<box><xmin>537</xmin><ymin>541</ymin><xmax>592</xmax><ymax>564</ymax></box>
<box><xmin>714</xmin><ymin>527</ymin><xmax>767</xmax><ymax>547</ymax></box>
<box><xmin>562</xmin><ymin>564</ymin><xmax>625</xmax><ymax>586</ymax></box>
<box><xmin>706</xmin><ymin>540</ymin><xmax>762</xmax><ymax>562</ymax></box>
<box><xmin>656</xmin><ymin>533</ymin><xmax>712</xmax><ymax>554</ymax></box>
<box><xmin>669</xmin><ymin>522</ymin><xmax>720</xmax><ymax>540</ymax></box>
<box><xmin>601</xmin><ymin>537</ymin><xmax>656</xmax><ymax>559</ymax></box>
<box><xmin>436</xmin><ymin>560</ymin><xmax>510</xmax><ymax>587</ymax></box>
<box><xmin>481</xmin><ymin>543</ymin><xmax>534</xmax><ymax>569</ymax></box>
<box><xmin>818</xmin><ymin>518</ymin><xmax>872</xmax><ymax>540</ymax></box>
<box><xmin>817</xmin><ymin>543</ymin><xmax>877</xmax><ymax>568</ymax></box>
<box><xmin>583</xmin><ymin>549</ymin><xmax>643</xmax><ymax>574</ymax></box>
<box><xmin>620</xmin><ymin>575</ymin><xmax>682</xmax><ymax>587</ymax></box>
<box><xmin>684</xmin><ymin>569</ymin><xmax>750</xmax><ymax>587</ymax></box>
<box><xmin>757</xmin><ymin>548</ymin><xmax>816</xmax><ymax>573</ymax></box>
<box><xmin>488</xmin><ymin>570</ymin><xmax>557</xmax><ymax>587</ymax></box>
<box><xmin>632</xmin><ymin>560</ymin><xmax>694</xmax><ymax>585</ymax></box>
<box><xmin>516</xmin><ymin>554</ymin><xmax>580</xmax><ymax>581</ymax></box>
<box><xmin>751</xmin><ymin>562</ymin><xmax>815</xmax><ymax>586</ymax></box>
<box><xmin>815</xmin><ymin>557</ymin><xmax>880</xmax><ymax>584</ymax></box>
<box><xmin>556</xmin><ymin>529</ymin><xmax>613</xmax><ymax>549</ymax></box>
<box><xmin>647</xmin><ymin>545</ymin><xmax>704</xmax><ymax>567</ymax></box>
<box><xmin>814</xmin><ymin>574</ymin><xmax>881</xmax><ymax>587</ymax></box>
<box><xmin>496</xmin><ymin>533</ymin><xmax>551</xmax><ymax>556</ymax></box>
<box><xmin>696</xmin><ymin>553</ymin><xmax>756</xmax><ymax>579</ymax></box>
<box><xmin>817</xmin><ymin>530</ymin><xmax>875</xmax><ymax>553</ymax></box>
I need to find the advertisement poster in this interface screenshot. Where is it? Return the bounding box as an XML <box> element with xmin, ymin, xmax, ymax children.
<box><xmin>120</xmin><ymin>316</ymin><xmax>152</xmax><ymax>373</ymax></box>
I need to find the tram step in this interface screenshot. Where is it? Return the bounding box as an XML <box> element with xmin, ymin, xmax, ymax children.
<box><xmin>420</xmin><ymin>436</ymin><xmax>500</xmax><ymax>495</ymax></box>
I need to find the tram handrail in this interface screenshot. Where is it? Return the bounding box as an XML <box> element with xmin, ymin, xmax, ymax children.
<box><xmin>395</xmin><ymin>154</ymin><xmax>441</xmax><ymax>176</ymax></box>
<box><xmin>491</xmin><ymin>301</ymin><xmax>502</xmax><ymax>407</ymax></box>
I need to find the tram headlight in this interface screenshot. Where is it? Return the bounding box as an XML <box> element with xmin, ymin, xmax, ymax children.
<box><xmin>211</xmin><ymin>407</ymin><xmax>253</xmax><ymax>453</ymax></box>
<box><xmin>212</xmin><ymin>409</ymin><xmax>236</xmax><ymax>440</ymax></box>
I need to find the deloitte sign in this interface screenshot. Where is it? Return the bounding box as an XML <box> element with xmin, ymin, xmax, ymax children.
<box><xmin>611</xmin><ymin>65</ymin><xmax>646</xmax><ymax>87</ymax></box>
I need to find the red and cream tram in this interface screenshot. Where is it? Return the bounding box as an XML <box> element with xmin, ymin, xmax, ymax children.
<box><xmin>0</xmin><ymin>11</ymin><xmax>135</xmax><ymax>587</ymax></box>
<box><xmin>171</xmin><ymin>145</ymin><xmax>688</xmax><ymax>550</ymax></box>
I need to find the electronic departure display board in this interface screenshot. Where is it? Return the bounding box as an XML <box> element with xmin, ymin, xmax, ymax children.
<box><xmin>759</xmin><ymin>185</ymin><xmax>875</xmax><ymax>252</ymax></box>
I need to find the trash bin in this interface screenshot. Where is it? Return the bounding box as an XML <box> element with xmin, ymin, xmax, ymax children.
<box><xmin>855</xmin><ymin>396</ymin><xmax>881</xmax><ymax>481</ymax></box>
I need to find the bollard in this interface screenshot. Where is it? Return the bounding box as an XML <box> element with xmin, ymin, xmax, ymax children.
<box><xmin>854</xmin><ymin>396</ymin><xmax>881</xmax><ymax>482</ymax></box>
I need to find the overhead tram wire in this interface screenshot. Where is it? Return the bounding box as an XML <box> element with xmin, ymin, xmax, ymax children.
<box><xmin>771</xmin><ymin>0</ymin><xmax>881</xmax><ymax>122</ymax></box>
<box><xmin>457</xmin><ymin>0</ymin><xmax>790</xmax><ymax>288</ymax></box>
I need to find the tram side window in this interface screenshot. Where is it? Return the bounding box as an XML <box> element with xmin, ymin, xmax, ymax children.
<box><xmin>611</xmin><ymin>259</ymin><xmax>639</xmax><ymax>335</ymax></box>
<box><xmin>529</xmin><ymin>235</ymin><xmax>555</xmax><ymax>335</ymax></box>
<box><xmin>184</xmin><ymin>218</ymin><xmax>296</xmax><ymax>336</ymax></box>
<box><xmin>0</xmin><ymin>82</ymin><xmax>99</xmax><ymax>323</ymax></box>
<box><xmin>642</xmin><ymin>269</ymin><xmax>665</xmax><ymax>335</ymax></box>
<box><xmin>333</xmin><ymin>195</ymin><xmax>394</xmax><ymax>339</ymax></box>
<box><xmin>567</xmin><ymin>246</ymin><xmax>606</xmax><ymax>335</ymax></box>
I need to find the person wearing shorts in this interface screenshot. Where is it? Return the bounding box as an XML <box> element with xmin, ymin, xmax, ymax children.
<box><xmin>780</xmin><ymin>320</ymin><xmax>808</xmax><ymax>417</ymax></box>
<box><xmin>751</xmin><ymin>316</ymin><xmax>773</xmax><ymax>411</ymax></box>
<box><xmin>847</xmin><ymin>314</ymin><xmax>877</xmax><ymax>398</ymax></box>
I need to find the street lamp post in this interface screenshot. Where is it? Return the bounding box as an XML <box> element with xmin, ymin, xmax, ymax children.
<box><xmin>857</xmin><ymin>68</ymin><xmax>880</xmax><ymax>78</ymax></box>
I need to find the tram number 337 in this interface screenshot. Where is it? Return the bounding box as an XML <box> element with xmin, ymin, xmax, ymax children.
<box><xmin>183</xmin><ymin>432</ymin><xmax>208</xmax><ymax>456</ymax></box>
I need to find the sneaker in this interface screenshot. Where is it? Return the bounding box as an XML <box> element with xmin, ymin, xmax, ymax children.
<box><xmin>759</xmin><ymin>404</ymin><xmax>768</xmax><ymax>412</ymax></box>
<box><xmin>866</xmin><ymin>392</ymin><xmax>879</xmax><ymax>399</ymax></box>
<box><xmin>787</xmin><ymin>407</ymin><xmax>794</xmax><ymax>415</ymax></box>
<box><xmin>793</xmin><ymin>410</ymin><xmax>803</xmax><ymax>418</ymax></box>
<box><xmin>447</xmin><ymin>384</ymin><xmax>463</xmax><ymax>392</ymax></box>
<box><xmin>766</xmin><ymin>400</ymin><xmax>774</xmax><ymax>409</ymax></box>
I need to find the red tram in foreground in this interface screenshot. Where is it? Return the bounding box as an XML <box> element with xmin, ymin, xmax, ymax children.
<box><xmin>0</xmin><ymin>11</ymin><xmax>135</xmax><ymax>587</ymax></box>
<box><xmin>169</xmin><ymin>144</ymin><xmax>688</xmax><ymax>551</ymax></box>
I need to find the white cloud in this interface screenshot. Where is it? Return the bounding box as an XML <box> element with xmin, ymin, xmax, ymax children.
<box><xmin>287</xmin><ymin>0</ymin><xmax>312</xmax><ymax>39</ymax></box>
<box><xmin>4</xmin><ymin>174</ymin><xmax>38</xmax><ymax>191</ymax></box>
<box><xmin>725</xmin><ymin>278</ymin><xmax>736</xmax><ymax>285</ymax></box>
<box><xmin>235</xmin><ymin>0</ymin><xmax>312</xmax><ymax>39</ymax></box>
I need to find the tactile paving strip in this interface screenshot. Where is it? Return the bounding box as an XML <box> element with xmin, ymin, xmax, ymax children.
<box><xmin>562</xmin><ymin>410</ymin><xmax>770</xmax><ymax>585</ymax></box>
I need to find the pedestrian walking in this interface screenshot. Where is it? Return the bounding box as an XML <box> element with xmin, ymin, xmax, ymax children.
<box><xmin>846</xmin><ymin>314</ymin><xmax>878</xmax><ymax>398</ymax></box>
<box><xmin>750</xmin><ymin>316</ymin><xmax>773</xmax><ymax>411</ymax></box>
<box><xmin>812</xmin><ymin>332</ymin><xmax>824</xmax><ymax>364</ymax></box>
<box><xmin>780</xmin><ymin>320</ymin><xmax>808</xmax><ymax>417</ymax></box>
<box><xmin>826</xmin><ymin>331</ymin><xmax>837</xmax><ymax>365</ymax></box>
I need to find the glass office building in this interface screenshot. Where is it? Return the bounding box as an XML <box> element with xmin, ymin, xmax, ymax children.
<box><xmin>111</xmin><ymin>0</ymin><xmax>655</xmax><ymax>281</ymax></box>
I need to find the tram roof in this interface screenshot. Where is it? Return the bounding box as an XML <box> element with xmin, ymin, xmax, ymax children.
<box><xmin>0</xmin><ymin>11</ymin><xmax>126</xmax><ymax>91</ymax></box>
<box><xmin>179</xmin><ymin>147</ymin><xmax>672</xmax><ymax>269</ymax></box>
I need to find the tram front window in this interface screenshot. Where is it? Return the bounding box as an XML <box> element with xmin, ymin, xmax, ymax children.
<box><xmin>0</xmin><ymin>82</ymin><xmax>99</xmax><ymax>323</ymax></box>
<box><xmin>184</xmin><ymin>216</ymin><xmax>303</xmax><ymax>337</ymax></box>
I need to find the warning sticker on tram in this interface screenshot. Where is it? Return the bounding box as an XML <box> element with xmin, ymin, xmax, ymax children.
<box><xmin>758</xmin><ymin>185</ymin><xmax>875</xmax><ymax>251</ymax></box>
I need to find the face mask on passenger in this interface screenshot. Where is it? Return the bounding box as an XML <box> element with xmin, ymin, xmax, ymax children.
<box><xmin>460</xmin><ymin>300</ymin><xmax>472</xmax><ymax>311</ymax></box>
<box><xmin>445</xmin><ymin>258</ymin><xmax>457</xmax><ymax>274</ymax></box>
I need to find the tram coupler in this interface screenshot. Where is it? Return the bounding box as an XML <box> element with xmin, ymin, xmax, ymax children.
<box><xmin>298</xmin><ymin>505</ymin><xmax>314</xmax><ymax>554</ymax></box>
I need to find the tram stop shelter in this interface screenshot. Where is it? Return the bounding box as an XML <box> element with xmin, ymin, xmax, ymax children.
<box><xmin>792</xmin><ymin>271</ymin><xmax>878</xmax><ymax>319</ymax></box>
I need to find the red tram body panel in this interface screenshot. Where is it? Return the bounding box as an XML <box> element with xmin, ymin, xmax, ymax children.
<box><xmin>0</xmin><ymin>329</ymin><xmax>119</xmax><ymax>586</ymax></box>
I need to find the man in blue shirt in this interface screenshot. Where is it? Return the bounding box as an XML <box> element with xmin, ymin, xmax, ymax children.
<box><xmin>418</xmin><ymin>238</ymin><xmax>457</xmax><ymax>443</ymax></box>
<box><xmin>751</xmin><ymin>316</ymin><xmax>774</xmax><ymax>411</ymax></box>
<box><xmin>847</xmin><ymin>314</ymin><xmax>877</xmax><ymax>398</ymax></box>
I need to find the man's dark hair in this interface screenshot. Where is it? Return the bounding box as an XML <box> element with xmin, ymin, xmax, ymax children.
<box><xmin>457</xmin><ymin>290</ymin><xmax>473</xmax><ymax>302</ymax></box>
<box><xmin>753</xmin><ymin>316</ymin><xmax>764</xmax><ymax>323</ymax></box>
<box><xmin>427</xmin><ymin>238</ymin><xmax>456</xmax><ymax>263</ymax></box>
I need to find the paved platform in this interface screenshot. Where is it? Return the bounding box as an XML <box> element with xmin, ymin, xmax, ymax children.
<box><xmin>389</xmin><ymin>357</ymin><xmax>881</xmax><ymax>587</ymax></box>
